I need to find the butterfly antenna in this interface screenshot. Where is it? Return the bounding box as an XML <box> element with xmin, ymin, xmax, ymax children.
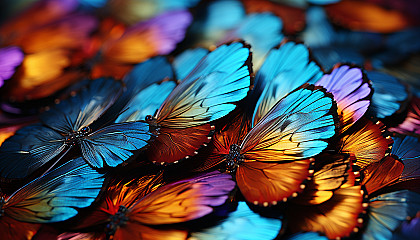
<box><xmin>39</xmin><ymin>146</ymin><xmax>73</xmax><ymax>178</ymax></box>
<box><xmin>6</xmin><ymin>147</ymin><xmax>73</xmax><ymax>201</ymax></box>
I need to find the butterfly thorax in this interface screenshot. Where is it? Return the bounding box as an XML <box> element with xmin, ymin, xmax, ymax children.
<box><xmin>226</xmin><ymin>144</ymin><xmax>244</xmax><ymax>173</ymax></box>
<box><xmin>106</xmin><ymin>205</ymin><xmax>129</xmax><ymax>237</ymax></box>
<box><xmin>65</xmin><ymin>127</ymin><xmax>91</xmax><ymax>146</ymax></box>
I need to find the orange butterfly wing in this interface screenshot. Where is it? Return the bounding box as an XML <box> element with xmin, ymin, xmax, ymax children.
<box><xmin>237</xmin><ymin>159</ymin><xmax>313</xmax><ymax>205</ymax></box>
<box><xmin>339</xmin><ymin>118</ymin><xmax>393</xmax><ymax>168</ymax></box>
<box><xmin>287</xmin><ymin>185</ymin><xmax>365</xmax><ymax>239</ymax></box>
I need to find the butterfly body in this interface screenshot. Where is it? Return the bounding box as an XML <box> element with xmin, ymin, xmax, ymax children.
<box><xmin>225</xmin><ymin>144</ymin><xmax>244</xmax><ymax>173</ymax></box>
<box><xmin>106</xmin><ymin>205</ymin><xmax>129</xmax><ymax>237</ymax></box>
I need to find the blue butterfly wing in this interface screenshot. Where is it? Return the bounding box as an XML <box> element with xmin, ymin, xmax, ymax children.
<box><xmin>366</xmin><ymin>71</ymin><xmax>409</xmax><ymax>119</ymax></box>
<box><xmin>391</xmin><ymin>136</ymin><xmax>420</xmax><ymax>182</ymax></box>
<box><xmin>40</xmin><ymin>78</ymin><xmax>122</xmax><ymax>133</ymax></box>
<box><xmin>252</xmin><ymin>42</ymin><xmax>323</xmax><ymax>126</ymax></box>
<box><xmin>0</xmin><ymin>123</ymin><xmax>66</xmax><ymax>178</ymax></box>
<box><xmin>5</xmin><ymin>157</ymin><xmax>104</xmax><ymax>223</ymax></box>
<box><xmin>115</xmin><ymin>81</ymin><xmax>177</xmax><ymax>123</ymax></box>
<box><xmin>173</xmin><ymin>48</ymin><xmax>208</xmax><ymax>80</ymax></box>
<box><xmin>189</xmin><ymin>202</ymin><xmax>282</xmax><ymax>240</ymax></box>
<box><xmin>222</xmin><ymin>13</ymin><xmax>284</xmax><ymax>70</ymax></box>
<box><xmin>363</xmin><ymin>190</ymin><xmax>420</xmax><ymax>240</ymax></box>
<box><xmin>80</xmin><ymin>121</ymin><xmax>153</xmax><ymax>168</ymax></box>
<box><xmin>156</xmin><ymin>42</ymin><xmax>251</xmax><ymax>128</ymax></box>
<box><xmin>243</xmin><ymin>84</ymin><xmax>337</xmax><ymax>161</ymax></box>
<box><xmin>115</xmin><ymin>57</ymin><xmax>176</xmax><ymax>123</ymax></box>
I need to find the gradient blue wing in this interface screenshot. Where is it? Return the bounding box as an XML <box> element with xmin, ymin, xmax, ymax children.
<box><xmin>391</xmin><ymin>136</ymin><xmax>420</xmax><ymax>182</ymax></box>
<box><xmin>363</xmin><ymin>190</ymin><xmax>420</xmax><ymax>240</ymax></box>
<box><xmin>242</xmin><ymin>84</ymin><xmax>337</xmax><ymax>161</ymax></box>
<box><xmin>5</xmin><ymin>157</ymin><xmax>104</xmax><ymax>223</ymax></box>
<box><xmin>173</xmin><ymin>48</ymin><xmax>208</xmax><ymax>80</ymax></box>
<box><xmin>156</xmin><ymin>42</ymin><xmax>251</xmax><ymax>128</ymax></box>
<box><xmin>222</xmin><ymin>13</ymin><xmax>284</xmax><ymax>70</ymax></box>
<box><xmin>80</xmin><ymin>121</ymin><xmax>153</xmax><ymax>168</ymax></box>
<box><xmin>115</xmin><ymin>81</ymin><xmax>177</xmax><ymax>123</ymax></box>
<box><xmin>0</xmin><ymin>123</ymin><xmax>66</xmax><ymax>178</ymax></box>
<box><xmin>252</xmin><ymin>42</ymin><xmax>323</xmax><ymax>126</ymax></box>
<box><xmin>366</xmin><ymin>71</ymin><xmax>409</xmax><ymax>119</ymax></box>
<box><xmin>189</xmin><ymin>202</ymin><xmax>281</xmax><ymax>240</ymax></box>
<box><xmin>40</xmin><ymin>78</ymin><xmax>122</xmax><ymax>133</ymax></box>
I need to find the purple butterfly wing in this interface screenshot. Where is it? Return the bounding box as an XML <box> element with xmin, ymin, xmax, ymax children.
<box><xmin>0</xmin><ymin>46</ymin><xmax>24</xmax><ymax>86</ymax></box>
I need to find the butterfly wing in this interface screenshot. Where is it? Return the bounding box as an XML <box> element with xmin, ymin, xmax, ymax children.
<box><xmin>0</xmin><ymin>46</ymin><xmax>24</xmax><ymax>85</ymax></box>
<box><xmin>221</xmin><ymin>13</ymin><xmax>284</xmax><ymax>70</ymax></box>
<box><xmin>4</xmin><ymin>157</ymin><xmax>104</xmax><ymax>223</ymax></box>
<box><xmin>389</xmin><ymin>97</ymin><xmax>420</xmax><ymax>135</ymax></box>
<box><xmin>294</xmin><ymin>153</ymin><xmax>352</xmax><ymax>205</ymax></box>
<box><xmin>237</xmin><ymin>160</ymin><xmax>313</xmax><ymax>205</ymax></box>
<box><xmin>80</xmin><ymin>121</ymin><xmax>154</xmax><ymax>168</ymax></box>
<box><xmin>251</xmin><ymin>42</ymin><xmax>323</xmax><ymax>125</ymax></box>
<box><xmin>148</xmin><ymin>42</ymin><xmax>251</xmax><ymax>163</ymax></box>
<box><xmin>242</xmin><ymin>84</ymin><xmax>337</xmax><ymax>162</ymax></box>
<box><xmin>94</xmin><ymin>11</ymin><xmax>191</xmax><ymax>79</ymax></box>
<box><xmin>315</xmin><ymin>65</ymin><xmax>372</xmax><ymax>132</ymax></box>
<box><xmin>339</xmin><ymin>118</ymin><xmax>393</xmax><ymax>168</ymax></box>
<box><xmin>363</xmin><ymin>190</ymin><xmax>420</xmax><ymax>240</ymax></box>
<box><xmin>189</xmin><ymin>202</ymin><xmax>282</xmax><ymax>240</ymax></box>
<box><xmin>0</xmin><ymin>123</ymin><xmax>66</xmax><ymax>178</ymax></box>
<box><xmin>0</xmin><ymin>216</ymin><xmax>40</xmax><ymax>240</ymax></box>
<box><xmin>173</xmin><ymin>48</ymin><xmax>209</xmax><ymax>80</ymax></box>
<box><xmin>361</xmin><ymin>156</ymin><xmax>404</xmax><ymax>196</ymax></box>
<box><xmin>115</xmin><ymin>224</ymin><xmax>187</xmax><ymax>240</ymax></box>
<box><xmin>127</xmin><ymin>171</ymin><xmax>235</xmax><ymax>225</ymax></box>
<box><xmin>40</xmin><ymin>78</ymin><xmax>122</xmax><ymax>133</ymax></box>
<box><xmin>287</xmin><ymin>185</ymin><xmax>365</xmax><ymax>239</ymax></box>
<box><xmin>391</xmin><ymin>136</ymin><xmax>420</xmax><ymax>182</ymax></box>
<box><xmin>366</xmin><ymin>71</ymin><xmax>409</xmax><ymax>119</ymax></box>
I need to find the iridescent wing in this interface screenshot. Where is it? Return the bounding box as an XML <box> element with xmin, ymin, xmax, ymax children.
<box><xmin>80</xmin><ymin>121</ymin><xmax>154</xmax><ymax>168</ymax></box>
<box><xmin>0</xmin><ymin>123</ymin><xmax>66</xmax><ymax>178</ymax></box>
<box><xmin>315</xmin><ymin>65</ymin><xmax>372</xmax><ymax>132</ymax></box>
<box><xmin>252</xmin><ymin>42</ymin><xmax>323</xmax><ymax>125</ymax></box>
<box><xmin>189</xmin><ymin>202</ymin><xmax>282</xmax><ymax>240</ymax></box>
<box><xmin>242</xmin><ymin>84</ymin><xmax>337</xmax><ymax>162</ymax></box>
<box><xmin>4</xmin><ymin>157</ymin><xmax>104</xmax><ymax>223</ymax></box>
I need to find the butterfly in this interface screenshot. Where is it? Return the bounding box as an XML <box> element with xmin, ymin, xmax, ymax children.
<box><xmin>0</xmin><ymin>156</ymin><xmax>105</xmax><ymax>240</ymax></box>
<box><xmin>59</xmin><ymin>171</ymin><xmax>235</xmax><ymax>240</ymax></box>
<box><xmin>0</xmin><ymin>46</ymin><xmax>24</xmax><ymax>87</ymax></box>
<box><xmin>197</xmin><ymin>84</ymin><xmax>337</xmax><ymax>206</ymax></box>
<box><xmin>124</xmin><ymin>42</ymin><xmax>251</xmax><ymax>164</ymax></box>
<box><xmin>0</xmin><ymin>78</ymin><xmax>154</xmax><ymax>178</ymax></box>
<box><xmin>337</xmin><ymin>118</ymin><xmax>393</xmax><ymax>168</ymax></box>
<box><xmin>80</xmin><ymin>10</ymin><xmax>192</xmax><ymax>80</ymax></box>
<box><xmin>389</xmin><ymin>97</ymin><xmax>420</xmax><ymax>136</ymax></box>
<box><xmin>392</xmin><ymin>211</ymin><xmax>420</xmax><ymax>240</ymax></box>
<box><xmin>189</xmin><ymin>201</ymin><xmax>282</xmax><ymax>240</ymax></box>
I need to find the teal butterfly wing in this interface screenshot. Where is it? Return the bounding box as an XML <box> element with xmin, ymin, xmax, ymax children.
<box><xmin>3</xmin><ymin>157</ymin><xmax>104</xmax><ymax>223</ymax></box>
